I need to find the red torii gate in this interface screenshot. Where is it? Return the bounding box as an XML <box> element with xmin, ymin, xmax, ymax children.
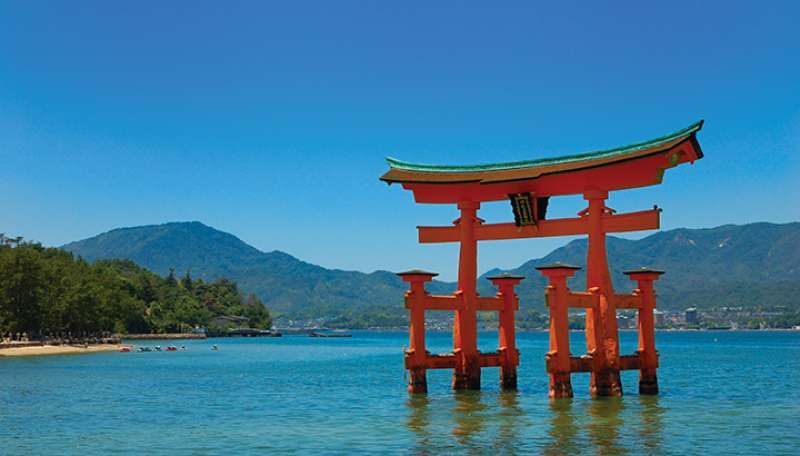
<box><xmin>382</xmin><ymin>121</ymin><xmax>704</xmax><ymax>397</ymax></box>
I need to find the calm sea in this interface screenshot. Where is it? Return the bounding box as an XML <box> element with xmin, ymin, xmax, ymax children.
<box><xmin>1</xmin><ymin>330</ymin><xmax>798</xmax><ymax>454</ymax></box>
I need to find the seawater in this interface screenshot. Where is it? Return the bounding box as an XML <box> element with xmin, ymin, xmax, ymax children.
<box><xmin>1</xmin><ymin>331</ymin><xmax>798</xmax><ymax>455</ymax></box>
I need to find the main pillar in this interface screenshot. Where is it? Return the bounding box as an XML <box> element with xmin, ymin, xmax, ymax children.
<box><xmin>583</xmin><ymin>190</ymin><xmax>622</xmax><ymax>397</ymax></box>
<box><xmin>452</xmin><ymin>201</ymin><xmax>481</xmax><ymax>390</ymax></box>
<box><xmin>625</xmin><ymin>268</ymin><xmax>664</xmax><ymax>395</ymax></box>
<box><xmin>488</xmin><ymin>274</ymin><xmax>524</xmax><ymax>390</ymax></box>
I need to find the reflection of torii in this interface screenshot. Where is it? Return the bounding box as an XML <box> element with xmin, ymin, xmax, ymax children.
<box><xmin>384</xmin><ymin>121</ymin><xmax>704</xmax><ymax>397</ymax></box>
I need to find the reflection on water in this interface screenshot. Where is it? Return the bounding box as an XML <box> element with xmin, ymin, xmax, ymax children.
<box><xmin>545</xmin><ymin>394</ymin><xmax>665</xmax><ymax>455</ymax></box>
<box><xmin>406</xmin><ymin>390</ymin><xmax>528</xmax><ymax>453</ymax></box>
<box><xmin>406</xmin><ymin>395</ymin><xmax>432</xmax><ymax>454</ymax></box>
<box><xmin>452</xmin><ymin>391</ymin><xmax>488</xmax><ymax>446</ymax></box>
<box><xmin>545</xmin><ymin>399</ymin><xmax>579</xmax><ymax>455</ymax></box>
<box><xmin>406</xmin><ymin>390</ymin><xmax>665</xmax><ymax>454</ymax></box>
<box><xmin>638</xmin><ymin>395</ymin><xmax>664</xmax><ymax>453</ymax></box>
<box><xmin>495</xmin><ymin>391</ymin><xmax>524</xmax><ymax>453</ymax></box>
<box><xmin>587</xmin><ymin>397</ymin><xmax>625</xmax><ymax>454</ymax></box>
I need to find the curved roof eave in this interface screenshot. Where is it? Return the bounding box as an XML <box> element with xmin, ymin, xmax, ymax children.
<box><xmin>381</xmin><ymin>120</ymin><xmax>703</xmax><ymax>181</ymax></box>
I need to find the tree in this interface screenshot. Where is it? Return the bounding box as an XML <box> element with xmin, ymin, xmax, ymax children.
<box><xmin>181</xmin><ymin>270</ymin><xmax>193</xmax><ymax>292</ymax></box>
<box><xmin>244</xmin><ymin>293</ymin><xmax>272</xmax><ymax>329</ymax></box>
<box><xmin>166</xmin><ymin>268</ymin><xmax>178</xmax><ymax>287</ymax></box>
<box><xmin>0</xmin><ymin>244</ymin><xmax>46</xmax><ymax>336</ymax></box>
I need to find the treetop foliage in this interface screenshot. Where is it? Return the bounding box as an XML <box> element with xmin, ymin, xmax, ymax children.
<box><xmin>0</xmin><ymin>242</ymin><xmax>271</xmax><ymax>337</ymax></box>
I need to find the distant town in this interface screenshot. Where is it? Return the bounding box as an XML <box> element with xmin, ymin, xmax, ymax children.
<box><xmin>275</xmin><ymin>305</ymin><xmax>800</xmax><ymax>332</ymax></box>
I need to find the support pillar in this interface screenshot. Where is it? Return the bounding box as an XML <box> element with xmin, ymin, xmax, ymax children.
<box><xmin>398</xmin><ymin>270</ymin><xmax>438</xmax><ymax>394</ymax></box>
<box><xmin>488</xmin><ymin>274</ymin><xmax>524</xmax><ymax>390</ymax></box>
<box><xmin>537</xmin><ymin>263</ymin><xmax>581</xmax><ymax>398</ymax></box>
<box><xmin>583</xmin><ymin>190</ymin><xmax>622</xmax><ymax>397</ymax></box>
<box><xmin>625</xmin><ymin>267</ymin><xmax>664</xmax><ymax>395</ymax></box>
<box><xmin>453</xmin><ymin>201</ymin><xmax>481</xmax><ymax>390</ymax></box>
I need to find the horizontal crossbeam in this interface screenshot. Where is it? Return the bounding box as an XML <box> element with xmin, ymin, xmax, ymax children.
<box><xmin>405</xmin><ymin>295</ymin><xmax>506</xmax><ymax>311</ymax></box>
<box><xmin>613</xmin><ymin>293</ymin><xmax>644</xmax><ymax>309</ymax></box>
<box><xmin>404</xmin><ymin>351</ymin><xmax>506</xmax><ymax>369</ymax></box>
<box><xmin>418</xmin><ymin>208</ymin><xmax>660</xmax><ymax>244</ymax></box>
<box><xmin>547</xmin><ymin>291</ymin><xmax>644</xmax><ymax>310</ymax></box>
<box><xmin>477</xmin><ymin>296</ymin><xmax>505</xmax><ymax>311</ymax></box>
<box><xmin>554</xmin><ymin>354</ymin><xmax>645</xmax><ymax>373</ymax></box>
<box><xmin>567</xmin><ymin>292</ymin><xmax>597</xmax><ymax>308</ymax></box>
<box><xmin>404</xmin><ymin>295</ymin><xmax>457</xmax><ymax>310</ymax></box>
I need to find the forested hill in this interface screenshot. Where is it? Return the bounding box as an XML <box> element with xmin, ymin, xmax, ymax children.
<box><xmin>63</xmin><ymin>221</ymin><xmax>800</xmax><ymax>319</ymax></box>
<box><xmin>480</xmin><ymin>222</ymin><xmax>800</xmax><ymax>311</ymax></box>
<box><xmin>62</xmin><ymin>221</ymin><xmax>266</xmax><ymax>279</ymax></box>
<box><xmin>62</xmin><ymin>222</ymin><xmax>453</xmax><ymax>321</ymax></box>
<box><xmin>0</xmin><ymin>243</ymin><xmax>272</xmax><ymax>337</ymax></box>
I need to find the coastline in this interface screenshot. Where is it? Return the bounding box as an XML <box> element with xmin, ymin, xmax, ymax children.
<box><xmin>324</xmin><ymin>327</ymin><xmax>800</xmax><ymax>333</ymax></box>
<box><xmin>0</xmin><ymin>344</ymin><xmax>129</xmax><ymax>357</ymax></box>
<box><xmin>121</xmin><ymin>333</ymin><xmax>207</xmax><ymax>340</ymax></box>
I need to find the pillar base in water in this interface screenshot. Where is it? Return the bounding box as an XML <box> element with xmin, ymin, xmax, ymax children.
<box><xmin>639</xmin><ymin>370</ymin><xmax>659</xmax><ymax>395</ymax></box>
<box><xmin>500</xmin><ymin>367</ymin><xmax>517</xmax><ymax>390</ymax></box>
<box><xmin>549</xmin><ymin>372</ymin><xmax>573</xmax><ymax>398</ymax></box>
<box><xmin>407</xmin><ymin>368</ymin><xmax>427</xmax><ymax>394</ymax></box>
<box><xmin>590</xmin><ymin>370</ymin><xmax>623</xmax><ymax>397</ymax></box>
<box><xmin>452</xmin><ymin>362</ymin><xmax>481</xmax><ymax>390</ymax></box>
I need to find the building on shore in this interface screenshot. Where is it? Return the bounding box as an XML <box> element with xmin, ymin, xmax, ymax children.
<box><xmin>685</xmin><ymin>307</ymin><xmax>699</xmax><ymax>325</ymax></box>
<box><xmin>210</xmin><ymin>315</ymin><xmax>250</xmax><ymax>327</ymax></box>
<box><xmin>654</xmin><ymin>309</ymin><xmax>665</xmax><ymax>326</ymax></box>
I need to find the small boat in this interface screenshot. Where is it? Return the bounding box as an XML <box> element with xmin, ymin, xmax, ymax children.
<box><xmin>166</xmin><ymin>345</ymin><xmax>177</xmax><ymax>351</ymax></box>
<box><xmin>211</xmin><ymin>345</ymin><xmax>219</xmax><ymax>351</ymax></box>
<box><xmin>154</xmin><ymin>345</ymin><xmax>162</xmax><ymax>351</ymax></box>
<box><xmin>308</xmin><ymin>331</ymin><xmax>352</xmax><ymax>338</ymax></box>
<box><xmin>137</xmin><ymin>346</ymin><xmax>152</xmax><ymax>352</ymax></box>
<box><xmin>119</xmin><ymin>346</ymin><xmax>131</xmax><ymax>352</ymax></box>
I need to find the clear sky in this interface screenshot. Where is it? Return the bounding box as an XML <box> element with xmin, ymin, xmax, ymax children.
<box><xmin>1</xmin><ymin>1</ymin><xmax>798</xmax><ymax>280</ymax></box>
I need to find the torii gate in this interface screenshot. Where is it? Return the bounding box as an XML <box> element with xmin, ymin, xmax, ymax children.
<box><xmin>381</xmin><ymin>121</ymin><xmax>704</xmax><ymax>397</ymax></box>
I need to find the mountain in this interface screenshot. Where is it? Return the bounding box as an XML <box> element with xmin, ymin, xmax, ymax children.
<box><xmin>62</xmin><ymin>222</ymin><xmax>453</xmax><ymax>319</ymax></box>
<box><xmin>63</xmin><ymin>221</ymin><xmax>800</xmax><ymax>318</ymax></box>
<box><xmin>479</xmin><ymin>222</ymin><xmax>800</xmax><ymax>311</ymax></box>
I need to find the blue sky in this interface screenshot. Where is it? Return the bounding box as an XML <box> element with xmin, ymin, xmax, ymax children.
<box><xmin>1</xmin><ymin>1</ymin><xmax>798</xmax><ymax>280</ymax></box>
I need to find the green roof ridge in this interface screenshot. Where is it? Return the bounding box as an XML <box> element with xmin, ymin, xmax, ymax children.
<box><xmin>386</xmin><ymin>120</ymin><xmax>703</xmax><ymax>173</ymax></box>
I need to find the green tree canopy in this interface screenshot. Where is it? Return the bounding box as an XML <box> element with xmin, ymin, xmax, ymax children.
<box><xmin>0</xmin><ymin>242</ymin><xmax>272</xmax><ymax>337</ymax></box>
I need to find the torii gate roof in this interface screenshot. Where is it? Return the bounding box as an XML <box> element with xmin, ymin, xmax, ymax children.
<box><xmin>381</xmin><ymin>120</ymin><xmax>704</xmax><ymax>203</ymax></box>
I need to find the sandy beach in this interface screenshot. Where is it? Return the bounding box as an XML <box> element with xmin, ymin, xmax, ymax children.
<box><xmin>0</xmin><ymin>344</ymin><xmax>129</xmax><ymax>357</ymax></box>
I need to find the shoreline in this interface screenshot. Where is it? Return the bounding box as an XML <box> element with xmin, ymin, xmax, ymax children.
<box><xmin>296</xmin><ymin>327</ymin><xmax>800</xmax><ymax>333</ymax></box>
<box><xmin>120</xmin><ymin>333</ymin><xmax>207</xmax><ymax>340</ymax></box>
<box><xmin>0</xmin><ymin>344</ymin><xmax>129</xmax><ymax>357</ymax></box>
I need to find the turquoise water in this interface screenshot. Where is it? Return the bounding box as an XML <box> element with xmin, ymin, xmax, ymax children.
<box><xmin>1</xmin><ymin>331</ymin><xmax>798</xmax><ymax>454</ymax></box>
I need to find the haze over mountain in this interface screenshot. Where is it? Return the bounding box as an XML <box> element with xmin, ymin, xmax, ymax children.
<box><xmin>62</xmin><ymin>221</ymin><xmax>800</xmax><ymax>318</ymax></box>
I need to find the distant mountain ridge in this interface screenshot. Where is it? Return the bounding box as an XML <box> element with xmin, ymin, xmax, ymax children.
<box><xmin>63</xmin><ymin>221</ymin><xmax>800</xmax><ymax>317</ymax></box>
<box><xmin>479</xmin><ymin>222</ymin><xmax>800</xmax><ymax>311</ymax></box>
<box><xmin>62</xmin><ymin>222</ymin><xmax>453</xmax><ymax>318</ymax></box>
